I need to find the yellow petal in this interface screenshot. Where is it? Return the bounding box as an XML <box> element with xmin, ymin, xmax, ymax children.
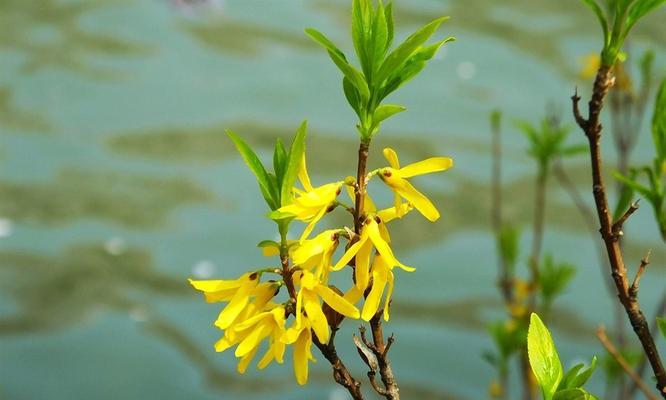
<box><xmin>299</xmin><ymin>206</ymin><xmax>327</xmax><ymax>242</ymax></box>
<box><xmin>354</xmin><ymin>239</ymin><xmax>372</xmax><ymax>290</ymax></box>
<box><xmin>293</xmin><ymin>324</ymin><xmax>312</xmax><ymax>385</ymax></box>
<box><xmin>215</xmin><ymin>276</ymin><xmax>258</xmax><ymax>329</ymax></box>
<box><xmin>344</xmin><ymin>285</ymin><xmax>364</xmax><ymax>304</ymax></box>
<box><xmin>235</xmin><ymin>320</ymin><xmax>272</xmax><ymax>357</ymax></box>
<box><xmin>393</xmin><ymin>192</ymin><xmax>403</xmax><ymax>218</ymax></box>
<box><xmin>303</xmin><ymin>291</ymin><xmax>329</xmax><ymax>343</ymax></box>
<box><xmin>214</xmin><ymin>335</ymin><xmax>234</xmax><ymax>353</ymax></box>
<box><xmin>188</xmin><ymin>278</ymin><xmax>243</xmax><ymax>292</ymax></box>
<box><xmin>365</xmin><ymin>220</ymin><xmax>411</xmax><ymax>271</ymax></box>
<box><xmin>293</xmin><ymin>230</ymin><xmax>337</xmax><ymax>265</ymax></box>
<box><xmin>362</xmin><ymin>266</ymin><xmax>388</xmax><ymax>321</ymax></box>
<box><xmin>333</xmin><ymin>236</ymin><xmax>367</xmax><ymax>271</ymax></box>
<box><xmin>383</xmin><ymin>148</ymin><xmax>400</xmax><ymax>169</ymax></box>
<box><xmin>393</xmin><ymin>178</ymin><xmax>440</xmax><ymax>222</ymax></box>
<box><xmin>257</xmin><ymin>344</ymin><xmax>275</xmax><ymax>370</ymax></box>
<box><xmin>377</xmin><ymin>202</ymin><xmax>413</xmax><ymax>224</ymax></box>
<box><xmin>383</xmin><ymin>271</ymin><xmax>395</xmax><ymax>321</ymax></box>
<box><xmin>233</xmin><ymin>311</ymin><xmax>271</xmax><ymax>332</ymax></box>
<box><xmin>273</xmin><ymin>336</ymin><xmax>286</xmax><ymax>363</ymax></box>
<box><xmin>237</xmin><ymin>346</ymin><xmax>259</xmax><ymax>374</ymax></box>
<box><xmin>316</xmin><ymin>285</ymin><xmax>360</xmax><ymax>319</ymax></box>
<box><xmin>299</xmin><ymin>153</ymin><xmax>314</xmax><ymax>192</ymax></box>
<box><xmin>397</xmin><ymin>157</ymin><xmax>453</xmax><ymax>178</ymax></box>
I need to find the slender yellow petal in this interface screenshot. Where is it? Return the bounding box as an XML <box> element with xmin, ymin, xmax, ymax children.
<box><xmin>293</xmin><ymin>230</ymin><xmax>337</xmax><ymax>265</ymax></box>
<box><xmin>215</xmin><ymin>276</ymin><xmax>258</xmax><ymax>329</ymax></box>
<box><xmin>383</xmin><ymin>271</ymin><xmax>395</xmax><ymax>321</ymax></box>
<box><xmin>365</xmin><ymin>220</ymin><xmax>411</xmax><ymax>271</ymax></box>
<box><xmin>333</xmin><ymin>236</ymin><xmax>367</xmax><ymax>270</ymax></box>
<box><xmin>214</xmin><ymin>335</ymin><xmax>234</xmax><ymax>353</ymax></box>
<box><xmin>354</xmin><ymin>239</ymin><xmax>372</xmax><ymax>290</ymax></box>
<box><xmin>237</xmin><ymin>346</ymin><xmax>259</xmax><ymax>374</ymax></box>
<box><xmin>257</xmin><ymin>344</ymin><xmax>276</xmax><ymax>370</ymax></box>
<box><xmin>293</xmin><ymin>326</ymin><xmax>312</xmax><ymax>385</ymax></box>
<box><xmin>299</xmin><ymin>153</ymin><xmax>314</xmax><ymax>192</ymax></box>
<box><xmin>303</xmin><ymin>292</ymin><xmax>329</xmax><ymax>343</ymax></box>
<box><xmin>344</xmin><ymin>285</ymin><xmax>364</xmax><ymax>304</ymax></box>
<box><xmin>393</xmin><ymin>179</ymin><xmax>440</xmax><ymax>221</ymax></box>
<box><xmin>383</xmin><ymin>148</ymin><xmax>400</xmax><ymax>169</ymax></box>
<box><xmin>235</xmin><ymin>321</ymin><xmax>272</xmax><ymax>357</ymax></box>
<box><xmin>316</xmin><ymin>285</ymin><xmax>360</xmax><ymax>319</ymax></box>
<box><xmin>393</xmin><ymin>192</ymin><xmax>403</xmax><ymax>218</ymax></box>
<box><xmin>377</xmin><ymin>202</ymin><xmax>413</xmax><ymax>223</ymax></box>
<box><xmin>397</xmin><ymin>157</ymin><xmax>453</xmax><ymax>178</ymax></box>
<box><xmin>274</xmin><ymin>336</ymin><xmax>286</xmax><ymax>363</ymax></box>
<box><xmin>300</xmin><ymin>206</ymin><xmax>327</xmax><ymax>242</ymax></box>
<box><xmin>233</xmin><ymin>311</ymin><xmax>271</xmax><ymax>332</ymax></box>
<box><xmin>188</xmin><ymin>278</ymin><xmax>242</xmax><ymax>293</ymax></box>
<box><xmin>295</xmin><ymin>284</ymin><xmax>304</xmax><ymax>328</ymax></box>
<box><xmin>362</xmin><ymin>267</ymin><xmax>388</xmax><ymax>321</ymax></box>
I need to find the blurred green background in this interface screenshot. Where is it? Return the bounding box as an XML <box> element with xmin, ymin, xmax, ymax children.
<box><xmin>0</xmin><ymin>1</ymin><xmax>665</xmax><ymax>399</ymax></box>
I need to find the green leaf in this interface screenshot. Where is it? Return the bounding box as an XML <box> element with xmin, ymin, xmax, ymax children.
<box><xmin>624</xmin><ymin>0</ymin><xmax>666</xmax><ymax>42</ymax></box>
<box><xmin>553</xmin><ymin>388</ymin><xmax>595</xmax><ymax>400</ymax></box>
<box><xmin>539</xmin><ymin>254</ymin><xmax>576</xmax><ymax>309</ymax></box>
<box><xmin>352</xmin><ymin>0</ymin><xmax>372</xmax><ymax>80</ymax></box>
<box><xmin>343</xmin><ymin>77</ymin><xmax>362</xmax><ymax>117</ymax></box>
<box><xmin>384</xmin><ymin>2</ymin><xmax>394</xmax><ymax>51</ymax></box>
<box><xmin>376</xmin><ymin>16</ymin><xmax>449</xmax><ymax>85</ymax></box>
<box><xmin>257</xmin><ymin>240</ymin><xmax>280</xmax><ymax>250</ymax></box>
<box><xmin>579</xmin><ymin>0</ymin><xmax>609</xmax><ymax>45</ymax></box>
<box><xmin>560</xmin><ymin>357</ymin><xmax>597</xmax><ymax>390</ymax></box>
<box><xmin>273</xmin><ymin>138</ymin><xmax>288</xmax><ymax>188</ymax></box>
<box><xmin>379</xmin><ymin>37</ymin><xmax>454</xmax><ymax>101</ymax></box>
<box><xmin>614</xmin><ymin>171</ymin><xmax>655</xmax><ymax>203</ymax></box>
<box><xmin>373</xmin><ymin>104</ymin><xmax>406</xmax><ymax>124</ymax></box>
<box><xmin>280</xmin><ymin>121</ymin><xmax>308</xmax><ymax>207</ymax></box>
<box><xmin>305</xmin><ymin>28</ymin><xmax>370</xmax><ymax>100</ymax></box>
<box><xmin>652</xmin><ymin>78</ymin><xmax>666</xmax><ymax>160</ymax></box>
<box><xmin>658</xmin><ymin>317</ymin><xmax>666</xmax><ymax>340</ymax></box>
<box><xmin>369</xmin><ymin>0</ymin><xmax>389</xmax><ymax>79</ymax></box>
<box><xmin>528</xmin><ymin>313</ymin><xmax>564</xmax><ymax>400</ymax></box>
<box><xmin>226</xmin><ymin>130</ymin><xmax>277</xmax><ymax>210</ymax></box>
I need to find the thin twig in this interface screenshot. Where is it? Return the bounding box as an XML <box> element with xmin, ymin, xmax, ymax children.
<box><xmin>629</xmin><ymin>250</ymin><xmax>651</xmax><ymax>300</ymax></box>
<box><xmin>572</xmin><ymin>64</ymin><xmax>666</xmax><ymax>398</ymax></box>
<box><xmin>597</xmin><ymin>326</ymin><xmax>660</xmax><ymax>400</ymax></box>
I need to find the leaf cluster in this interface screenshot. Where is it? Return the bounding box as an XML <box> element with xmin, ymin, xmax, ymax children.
<box><xmin>306</xmin><ymin>0</ymin><xmax>454</xmax><ymax>141</ymax></box>
<box><xmin>226</xmin><ymin>122</ymin><xmax>307</xmax><ymax>234</ymax></box>
<box><xmin>517</xmin><ymin>118</ymin><xmax>586</xmax><ymax>176</ymax></box>
<box><xmin>539</xmin><ymin>254</ymin><xmax>576</xmax><ymax>313</ymax></box>
<box><xmin>528</xmin><ymin>314</ymin><xmax>599</xmax><ymax>400</ymax></box>
<box><xmin>579</xmin><ymin>0</ymin><xmax>665</xmax><ymax>66</ymax></box>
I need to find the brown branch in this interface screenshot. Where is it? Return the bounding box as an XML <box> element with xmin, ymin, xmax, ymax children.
<box><xmin>597</xmin><ymin>326</ymin><xmax>660</xmax><ymax>400</ymax></box>
<box><xmin>612</xmin><ymin>200</ymin><xmax>640</xmax><ymax>237</ymax></box>
<box><xmin>630</xmin><ymin>292</ymin><xmax>666</xmax><ymax>397</ymax></box>
<box><xmin>281</xmin><ymin>252</ymin><xmax>365</xmax><ymax>400</ymax></box>
<box><xmin>313</xmin><ymin>333</ymin><xmax>364</xmax><ymax>400</ymax></box>
<box><xmin>572</xmin><ymin>64</ymin><xmax>666</xmax><ymax>398</ymax></box>
<box><xmin>351</xmin><ymin>140</ymin><xmax>401</xmax><ymax>400</ymax></box>
<box><xmin>629</xmin><ymin>250</ymin><xmax>651</xmax><ymax>300</ymax></box>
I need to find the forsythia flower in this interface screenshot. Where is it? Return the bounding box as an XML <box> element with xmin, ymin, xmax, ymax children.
<box><xmin>333</xmin><ymin>216</ymin><xmax>412</xmax><ymax>291</ymax></box>
<box><xmin>190</xmin><ymin>274</ymin><xmax>286</xmax><ymax>373</ymax></box>
<box><xmin>379</xmin><ymin>148</ymin><xmax>453</xmax><ymax>221</ymax></box>
<box><xmin>293</xmin><ymin>270</ymin><xmax>360</xmax><ymax>344</ymax></box>
<box><xmin>291</xmin><ymin>229</ymin><xmax>340</xmax><ymax>282</ymax></box>
<box><xmin>282</xmin><ymin>316</ymin><xmax>316</xmax><ymax>385</ymax></box>
<box><xmin>276</xmin><ymin>154</ymin><xmax>342</xmax><ymax>241</ymax></box>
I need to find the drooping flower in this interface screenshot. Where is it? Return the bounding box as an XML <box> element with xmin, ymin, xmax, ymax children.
<box><xmin>291</xmin><ymin>229</ymin><xmax>340</xmax><ymax>282</ymax></box>
<box><xmin>361</xmin><ymin>253</ymin><xmax>396</xmax><ymax>321</ymax></box>
<box><xmin>293</xmin><ymin>270</ymin><xmax>360</xmax><ymax>344</ymax></box>
<box><xmin>282</xmin><ymin>316</ymin><xmax>316</xmax><ymax>385</ymax></box>
<box><xmin>275</xmin><ymin>154</ymin><xmax>342</xmax><ymax>241</ymax></box>
<box><xmin>216</xmin><ymin>305</ymin><xmax>287</xmax><ymax>373</ymax></box>
<box><xmin>333</xmin><ymin>216</ymin><xmax>413</xmax><ymax>291</ymax></box>
<box><xmin>379</xmin><ymin>148</ymin><xmax>453</xmax><ymax>221</ymax></box>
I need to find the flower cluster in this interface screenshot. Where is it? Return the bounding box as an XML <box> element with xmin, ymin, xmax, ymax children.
<box><xmin>190</xmin><ymin>148</ymin><xmax>452</xmax><ymax>384</ymax></box>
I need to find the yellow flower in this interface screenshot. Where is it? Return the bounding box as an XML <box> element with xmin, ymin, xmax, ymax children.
<box><xmin>293</xmin><ymin>270</ymin><xmax>360</xmax><ymax>344</ymax></box>
<box><xmin>189</xmin><ymin>273</ymin><xmax>277</xmax><ymax>329</ymax></box>
<box><xmin>276</xmin><ymin>154</ymin><xmax>342</xmax><ymax>241</ymax></box>
<box><xmin>217</xmin><ymin>305</ymin><xmax>287</xmax><ymax>373</ymax></box>
<box><xmin>379</xmin><ymin>148</ymin><xmax>452</xmax><ymax>221</ymax></box>
<box><xmin>282</xmin><ymin>316</ymin><xmax>316</xmax><ymax>385</ymax></box>
<box><xmin>361</xmin><ymin>253</ymin><xmax>396</xmax><ymax>321</ymax></box>
<box><xmin>345</xmin><ymin>186</ymin><xmax>413</xmax><ymax>243</ymax></box>
<box><xmin>291</xmin><ymin>229</ymin><xmax>340</xmax><ymax>282</ymax></box>
<box><xmin>333</xmin><ymin>216</ymin><xmax>412</xmax><ymax>291</ymax></box>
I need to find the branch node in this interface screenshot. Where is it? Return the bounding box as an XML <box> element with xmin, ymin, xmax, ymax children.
<box><xmin>571</xmin><ymin>88</ymin><xmax>588</xmax><ymax>129</ymax></box>
<box><xmin>629</xmin><ymin>249</ymin><xmax>651</xmax><ymax>300</ymax></box>
<box><xmin>612</xmin><ymin>200</ymin><xmax>640</xmax><ymax>236</ymax></box>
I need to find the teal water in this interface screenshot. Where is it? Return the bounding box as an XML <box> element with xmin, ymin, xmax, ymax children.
<box><xmin>1</xmin><ymin>1</ymin><xmax>665</xmax><ymax>399</ymax></box>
